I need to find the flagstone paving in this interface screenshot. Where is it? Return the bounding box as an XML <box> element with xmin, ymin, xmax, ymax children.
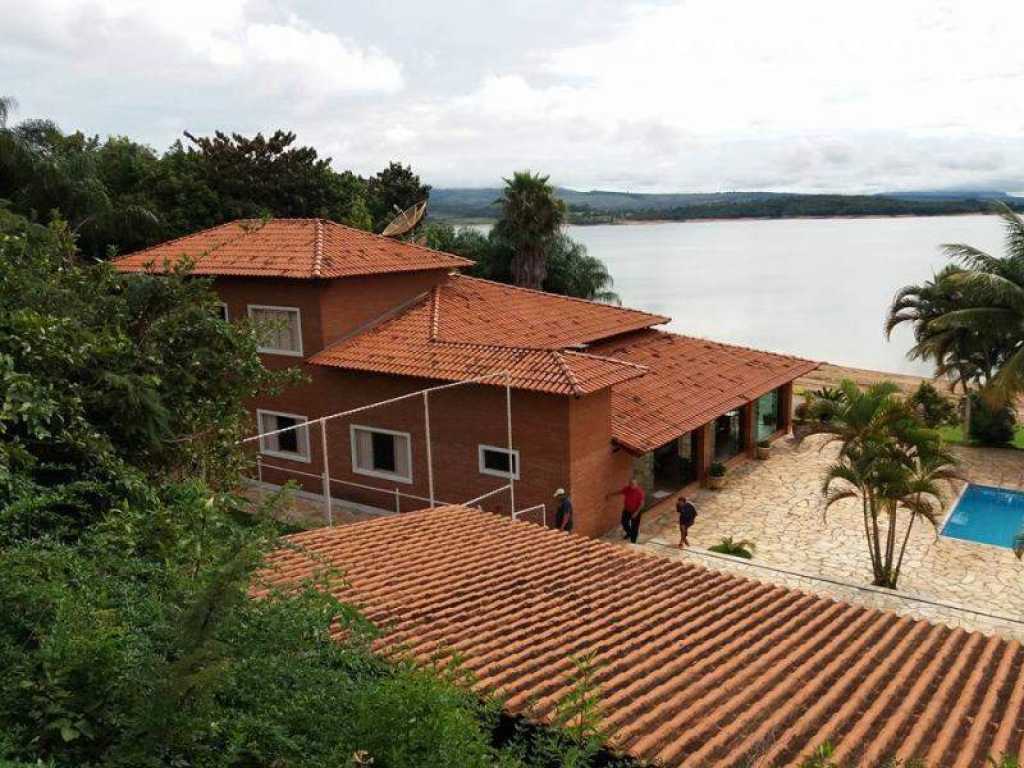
<box><xmin>608</xmin><ymin>434</ymin><xmax>1024</xmax><ymax>640</ymax></box>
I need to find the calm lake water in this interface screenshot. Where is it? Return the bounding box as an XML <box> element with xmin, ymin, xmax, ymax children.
<box><xmin>561</xmin><ymin>215</ymin><xmax>1006</xmax><ymax>375</ymax></box>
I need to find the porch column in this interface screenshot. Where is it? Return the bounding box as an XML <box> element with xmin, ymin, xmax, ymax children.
<box><xmin>695</xmin><ymin>421</ymin><xmax>714</xmax><ymax>487</ymax></box>
<box><xmin>743</xmin><ymin>403</ymin><xmax>757</xmax><ymax>457</ymax></box>
<box><xmin>779</xmin><ymin>382</ymin><xmax>795</xmax><ymax>434</ymax></box>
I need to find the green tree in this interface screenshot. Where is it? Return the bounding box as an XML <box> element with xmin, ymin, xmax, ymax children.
<box><xmin>366</xmin><ymin>161</ymin><xmax>430</xmax><ymax>232</ymax></box>
<box><xmin>493</xmin><ymin>171</ymin><xmax>566</xmax><ymax>289</ymax></box>
<box><xmin>806</xmin><ymin>381</ymin><xmax>961</xmax><ymax>589</ymax></box>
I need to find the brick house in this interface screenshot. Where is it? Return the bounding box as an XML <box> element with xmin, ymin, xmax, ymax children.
<box><xmin>114</xmin><ymin>218</ymin><xmax>817</xmax><ymax>537</ymax></box>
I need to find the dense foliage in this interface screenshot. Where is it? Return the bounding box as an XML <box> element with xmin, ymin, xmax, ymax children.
<box><xmin>0</xmin><ymin>98</ymin><xmax>427</xmax><ymax>259</ymax></box>
<box><xmin>0</xmin><ymin>212</ymin><xmax>628</xmax><ymax>767</ymax></box>
<box><xmin>802</xmin><ymin>381</ymin><xmax>961</xmax><ymax>589</ymax></box>
<box><xmin>967</xmin><ymin>392</ymin><xmax>1017</xmax><ymax>446</ymax></box>
<box><xmin>906</xmin><ymin>382</ymin><xmax>958</xmax><ymax>428</ymax></box>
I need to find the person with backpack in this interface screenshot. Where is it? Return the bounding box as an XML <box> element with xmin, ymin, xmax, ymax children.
<box><xmin>677</xmin><ymin>495</ymin><xmax>698</xmax><ymax>548</ymax></box>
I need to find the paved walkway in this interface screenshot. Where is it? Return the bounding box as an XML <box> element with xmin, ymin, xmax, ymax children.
<box><xmin>607</xmin><ymin>434</ymin><xmax>1024</xmax><ymax>640</ymax></box>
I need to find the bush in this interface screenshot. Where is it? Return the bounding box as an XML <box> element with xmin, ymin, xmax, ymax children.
<box><xmin>708</xmin><ymin>462</ymin><xmax>727</xmax><ymax>478</ymax></box>
<box><xmin>968</xmin><ymin>393</ymin><xmax>1017</xmax><ymax>446</ymax></box>
<box><xmin>708</xmin><ymin>537</ymin><xmax>755</xmax><ymax>559</ymax></box>
<box><xmin>757</xmin><ymin>439</ymin><xmax>772</xmax><ymax>449</ymax></box>
<box><xmin>908</xmin><ymin>382</ymin><xmax>957</xmax><ymax>428</ymax></box>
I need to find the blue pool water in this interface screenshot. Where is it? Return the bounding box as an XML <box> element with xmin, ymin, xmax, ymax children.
<box><xmin>942</xmin><ymin>484</ymin><xmax>1024</xmax><ymax>549</ymax></box>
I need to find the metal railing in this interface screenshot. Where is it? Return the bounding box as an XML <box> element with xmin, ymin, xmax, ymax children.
<box><xmin>256</xmin><ymin>456</ymin><xmax>517</xmax><ymax>523</ymax></box>
<box><xmin>513</xmin><ymin>503</ymin><xmax>546</xmax><ymax>527</ymax></box>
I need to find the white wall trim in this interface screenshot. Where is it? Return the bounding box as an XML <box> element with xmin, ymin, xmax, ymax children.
<box><xmin>257</xmin><ymin>408</ymin><xmax>311</xmax><ymax>463</ymax></box>
<box><xmin>350</xmin><ymin>423</ymin><xmax>413</xmax><ymax>484</ymax></box>
<box><xmin>248</xmin><ymin>304</ymin><xmax>304</xmax><ymax>357</ymax></box>
<box><xmin>478</xmin><ymin>443</ymin><xmax>520</xmax><ymax>480</ymax></box>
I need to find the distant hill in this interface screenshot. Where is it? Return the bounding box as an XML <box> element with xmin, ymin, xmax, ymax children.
<box><xmin>429</xmin><ymin>187</ymin><xmax>1024</xmax><ymax>224</ymax></box>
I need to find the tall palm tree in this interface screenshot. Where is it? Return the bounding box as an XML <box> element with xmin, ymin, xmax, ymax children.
<box><xmin>888</xmin><ymin>203</ymin><xmax>1024</xmax><ymax>403</ymax></box>
<box><xmin>811</xmin><ymin>380</ymin><xmax>961</xmax><ymax>588</ymax></box>
<box><xmin>493</xmin><ymin>171</ymin><xmax>566</xmax><ymax>289</ymax></box>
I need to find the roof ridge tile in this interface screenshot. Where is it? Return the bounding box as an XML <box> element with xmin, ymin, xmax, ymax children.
<box><xmin>313</xmin><ymin>218</ymin><xmax>324</xmax><ymax>278</ymax></box>
<box><xmin>551</xmin><ymin>350</ymin><xmax>584</xmax><ymax>396</ymax></box>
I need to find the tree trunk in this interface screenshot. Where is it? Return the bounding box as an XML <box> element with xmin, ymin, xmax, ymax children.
<box><xmin>512</xmin><ymin>247</ymin><xmax>547</xmax><ymax>290</ymax></box>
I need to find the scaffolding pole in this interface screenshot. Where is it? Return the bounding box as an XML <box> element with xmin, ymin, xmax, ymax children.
<box><xmin>423</xmin><ymin>391</ymin><xmax>435</xmax><ymax>508</ymax></box>
<box><xmin>505</xmin><ymin>371</ymin><xmax>515</xmax><ymax>517</ymax></box>
<box><xmin>320</xmin><ymin>420</ymin><xmax>333</xmax><ymax>527</ymax></box>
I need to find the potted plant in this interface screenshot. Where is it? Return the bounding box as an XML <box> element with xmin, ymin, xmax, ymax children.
<box><xmin>756</xmin><ymin>439</ymin><xmax>772</xmax><ymax>460</ymax></box>
<box><xmin>708</xmin><ymin>461</ymin><xmax>727</xmax><ymax>490</ymax></box>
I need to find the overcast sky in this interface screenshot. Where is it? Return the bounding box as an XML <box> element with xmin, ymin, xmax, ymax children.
<box><xmin>4</xmin><ymin>0</ymin><xmax>1023</xmax><ymax>194</ymax></box>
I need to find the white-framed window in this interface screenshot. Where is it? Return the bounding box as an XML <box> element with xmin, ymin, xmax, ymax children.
<box><xmin>257</xmin><ymin>409</ymin><xmax>311</xmax><ymax>463</ymax></box>
<box><xmin>216</xmin><ymin>302</ymin><xmax>229</xmax><ymax>322</ymax></box>
<box><xmin>478</xmin><ymin>444</ymin><xmax>520</xmax><ymax>480</ymax></box>
<box><xmin>248</xmin><ymin>304</ymin><xmax>303</xmax><ymax>356</ymax></box>
<box><xmin>350</xmin><ymin>425</ymin><xmax>412</xmax><ymax>484</ymax></box>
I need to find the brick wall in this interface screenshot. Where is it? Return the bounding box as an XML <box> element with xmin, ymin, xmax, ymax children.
<box><xmin>319</xmin><ymin>270</ymin><xmax>450</xmax><ymax>347</ymax></box>
<box><xmin>254</xmin><ymin>366</ymin><xmax>577</xmax><ymax>524</ymax></box>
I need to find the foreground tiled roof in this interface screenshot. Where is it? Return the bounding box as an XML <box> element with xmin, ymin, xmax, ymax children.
<box><xmin>591</xmin><ymin>330</ymin><xmax>819</xmax><ymax>453</ymax></box>
<box><xmin>111</xmin><ymin>218</ymin><xmax>473</xmax><ymax>278</ymax></box>
<box><xmin>261</xmin><ymin>507</ymin><xmax>1024</xmax><ymax>768</ymax></box>
<box><xmin>311</xmin><ymin>285</ymin><xmax>646</xmax><ymax>395</ymax></box>
<box><xmin>433</xmin><ymin>276</ymin><xmax>667</xmax><ymax>349</ymax></box>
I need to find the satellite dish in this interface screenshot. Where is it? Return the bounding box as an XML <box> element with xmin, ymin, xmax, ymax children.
<box><xmin>381</xmin><ymin>199</ymin><xmax>428</xmax><ymax>237</ymax></box>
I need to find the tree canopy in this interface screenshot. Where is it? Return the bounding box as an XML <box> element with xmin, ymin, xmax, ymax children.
<box><xmin>0</xmin><ymin>101</ymin><xmax>427</xmax><ymax>260</ymax></box>
<box><xmin>492</xmin><ymin>171</ymin><xmax>567</xmax><ymax>289</ymax></box>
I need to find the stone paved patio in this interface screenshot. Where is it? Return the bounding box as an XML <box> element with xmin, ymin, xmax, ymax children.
<box><xmin>607</xmin><ymin>434</ymin><xmax>1024</xmax><ymax>640</ymax></box>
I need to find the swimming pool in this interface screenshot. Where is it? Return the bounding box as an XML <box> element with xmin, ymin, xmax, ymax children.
<box><xmin>942</xmin><ymin>484</ymin><xmax>1024</xmax><ymax>549</ymax></box>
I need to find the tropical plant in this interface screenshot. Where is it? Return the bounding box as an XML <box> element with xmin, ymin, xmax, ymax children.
<box><xmin>887</xmin><ymin>203</ymin><xmax>1024</xmax><ymax>402</ymax></box>
<box><xmin>708</xmin><ymin>461</ymin><xmax>727</xmax><ymax>478</ymax></box>
<box><xmin>493</xmin><ymin>171</ymin><xmax>567</xmax><ymax>289</ymax></box>
<box><xmin>966</xmin><ymin>392</ymin><xmax>1017</xmax><ymax>446</ymax></box>
<box><xmin>708</xmin><ymin>537</ymin><xmax>756</xmax><ymax>559</ymax></box>
<box><xmin>805</xmin><ymin>380</ymin><xmax>961</xmax><ymax>589</ymax></box>
<box><xmin>907</xmin><ymin>381</ymin><xmax>958</xmax><ymax>428</ymax></box>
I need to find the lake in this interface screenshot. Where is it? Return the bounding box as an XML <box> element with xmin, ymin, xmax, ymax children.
<box><xmin>560</xmin><ymin>215</ymin><xmax>1006</xmax><ymax>375</ymax></box>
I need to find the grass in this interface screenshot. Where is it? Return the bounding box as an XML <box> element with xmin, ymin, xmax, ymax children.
<box><xmin>937</xmin><ymin>424</ymin><xmax>1024</xmax><ymax>450</ymax></box>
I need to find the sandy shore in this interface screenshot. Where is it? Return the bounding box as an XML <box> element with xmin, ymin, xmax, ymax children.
<box><xmin>795</xmin><ymin>361</ymin><xmax>954</xmax><ymax>398</ymax></box>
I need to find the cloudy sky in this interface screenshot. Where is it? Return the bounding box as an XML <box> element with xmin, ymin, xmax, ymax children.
<box><xmin>4</xmin><ymin>0</ymin><xmax>1023</xmax><ymax>193</ymax></box>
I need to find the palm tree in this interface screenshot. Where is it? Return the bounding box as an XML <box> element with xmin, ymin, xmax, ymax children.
<box><xmin>493</xmin><ymin>171</ymin><xmax>566</xmax><ymax>289</ymax></box>
<box><xmin>888</xmin><ymin>203</ymin><xmax>1024</xmax><ymax>403</ymax></box>
<box><xmin>811</xmin><ymin>380</ymin><xmax>961</xmax><ymax>588</ymax></box>
<box><xmin>543</xmin><ymin>234</ymin><xmax>620</xmax><ymax>304</ymax></box>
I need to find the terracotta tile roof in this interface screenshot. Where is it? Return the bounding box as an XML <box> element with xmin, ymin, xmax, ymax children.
<box><xmin>589</xmin><ymin>330</ymin><xmax>819</xmax><ymax>453</ymax></box>
<box><xmin>310</xmin><ymin>288</ymin><xmax>646</xmax><ymax>396</ymax></box>
<box><xmin>111</xmin><ymin>218</ymin><xmax>473</xmax><ymax>279</ymax></box>
<box><xmin>260</xmin><ymin>506</ymin><xmax>1024</xmax><ymax>768</ymax></box>
<box><xmin>433</xmin><ymin>275</ymin><xmax>667</xmax><ymax>349</ymax></box>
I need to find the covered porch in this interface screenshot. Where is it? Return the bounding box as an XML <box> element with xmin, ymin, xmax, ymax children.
<box><xmin>635</xmin><ymin>383</ymin><xmax>795</xmax><ymax>502</ymax></box>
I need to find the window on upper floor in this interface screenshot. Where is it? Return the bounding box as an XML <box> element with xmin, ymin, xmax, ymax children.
<box><xmin>478</xmin><ymin>444</ymin><xmax>520</xmax><ymax>480</ymax></box>
<box><xmin>257</xmin><ymin>409</ymin><xmax>311</xmax><ymax>463</ymax></box>
<box><xmin>248</xmin><ymin>305</ymin><xmax>302</xmax><ymax>356</ymax></box>
<box><xmin>351</xmin><ymin>425</ymin><xmax>412</xmax><ymax>483</ymax></box>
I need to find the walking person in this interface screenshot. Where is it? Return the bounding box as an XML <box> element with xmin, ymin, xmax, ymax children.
<box><xmin>553</xmin><ymin>488</ymin><xmax>574</xmax><ymax>533</ymax></box>
<box><xmin>677</xmin><ymin>495</ymin><xmax>698</xmax><ymax>548</ymax></box>
<box><xmin>608</xmin><ymin>477</ymin><xmax>645</xmax><ymax>543</ymax></box>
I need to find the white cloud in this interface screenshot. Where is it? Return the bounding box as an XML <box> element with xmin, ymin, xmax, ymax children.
<box><xmin>2</xmin><ymin>0</ymin><xmax>1023</xmax><ymax>192</ymax></box>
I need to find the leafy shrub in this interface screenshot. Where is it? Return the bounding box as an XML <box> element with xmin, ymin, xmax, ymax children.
<box><xmin>968</xmin><ymin>393</ymin><xmax>1017</xmax><ymax>446</ymax></box>
<box><xmin>757</xmin><ymin>439</ymin><xmax>772</xmax><ymax>449</ymax></box>
<box><xmin>708</xmin><ymin>537</ymin><xmax>755</xmax><ymax>559</ymax></box>
<box><xmin>908</xmin><ymin>382</ymin><xmax>957</xmax><ymax>427</ymax></box>
<box><xmin>708</xmin><ymin>461</ymin><xmax>727</xmax><ymax>478</ymax></box>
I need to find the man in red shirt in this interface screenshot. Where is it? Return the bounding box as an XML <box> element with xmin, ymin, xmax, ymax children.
<box><xmin>608</xmin><ymin>477</ymin><xmax>646</xmax><ymax>543</ymax></box>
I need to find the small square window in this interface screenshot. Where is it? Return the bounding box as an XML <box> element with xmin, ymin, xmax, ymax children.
<box><xmin>257</xmin><ymin>410</ymin><xmax>310</xmax><ymax>462</ymax></box>
<box><xmin>351</xmin><ymin>425</ymin><xmax>412</xmax><ymax>483</ymax></box>
<box><xmin>479</xmin><ymin>445</ymin><xmax>519</xmax><ymax>480</ymax></box>
<box><xmin>249</xmin><ymin>305</ymin><xmax>302</xmax><ymax>355</ymax></box>
<box><xmin>216</xmin><ymin>303</ymin><xmax>229</xmax><ymax>322</ymax></box>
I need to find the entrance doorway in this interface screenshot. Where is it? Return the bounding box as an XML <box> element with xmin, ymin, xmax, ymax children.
<box><xmin>714</xmin><ymin>408</ymin><xmax>745</xmax><ymax>462</ymax></box>
<box><xmin>653</xmin><ymin>432</ymin><xmax>697</xmax><ymax>495</ymax></box>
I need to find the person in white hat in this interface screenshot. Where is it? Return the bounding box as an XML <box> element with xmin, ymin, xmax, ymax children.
<box><xmin>553</xmin><ymin>488</ymin><xmax>573</xmax><ymax>532</ymax></box>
